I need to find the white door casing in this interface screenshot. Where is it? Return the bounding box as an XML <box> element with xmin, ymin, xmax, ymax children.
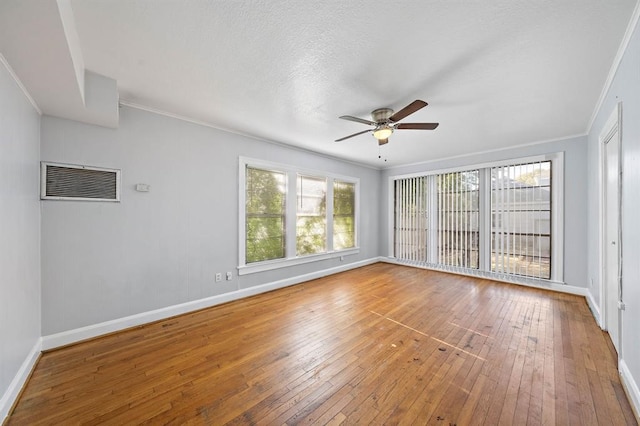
<box><xmin>600</xmin><ymin>103</ymin><xmax>622</xmax><ymax>357</ymax></box>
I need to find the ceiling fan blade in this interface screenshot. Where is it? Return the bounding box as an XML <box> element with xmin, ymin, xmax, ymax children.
<box><xmin>396</xmin><ymin>122</ymin><xmax>439</xmax><ymax>130</ymax></box>
<box><xmin>389</xmin><ymin>100</ymin><xmax>428</xmax><ymax>122</ymax></box>
<box><xmin>335</xmin><ymin>129</ymin><xmax>372</xmax><ymax>142</ymax></box>
<box><xmin>378</xmin><ymin>138</ymin><xmax>389</xmax><ymax>146</ymax></box>
<box><xmin>339</xmin><ymin>115</ymin><xmax>377</xmax><ymax>126</ymax></box>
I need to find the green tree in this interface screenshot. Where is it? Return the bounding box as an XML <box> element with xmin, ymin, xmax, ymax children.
<box><xmin>296</xmin><ymin>175</ymin><xmax>327</xmax><ymax>256</ymax></box>
<box><xmin>333</xmin><ymin>181</ymin><xmax>355</xmax><ymax>250</ymax></box>
<box><xmin>514</xmin><ymin>166</ymin><xmax>550</xmax><ymax>186</ymax></box>
<box><xmin>246</xmin><ymin>167</ymin><xmax>286</xmax><ymax>263</ymax></box>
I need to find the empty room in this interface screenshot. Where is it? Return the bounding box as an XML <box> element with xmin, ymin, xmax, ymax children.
<box><xmin>1</xmin><ymin>1</ymin><xmax>640</xmax><ymax>424</ymax></box>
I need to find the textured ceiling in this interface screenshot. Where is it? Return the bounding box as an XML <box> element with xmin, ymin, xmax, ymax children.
<box><xmin>5</xmin><ymin>0</ymin><xmax>639</xmax><ymax>168</ymax></box>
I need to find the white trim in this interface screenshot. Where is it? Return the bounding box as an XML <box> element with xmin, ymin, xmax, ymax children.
<box><xmin>478</xmin><ymin>168</ymin><xmax>491</xmax><ymax>271</ymax></box>
<box><xmin>551</xmin><ymin>152</ymin><xmax>565</xmax><ymax>283</ymax></box>
<box><xmin>587</xmin><ymin>1</ymin><xmax>640</xmax><ymax>134</ymax></box>
<box><xmin>42</xmin><ymin>257</ymin><xmax>379</xmax><ymax>351</ymax></box>
<box><xmin>239</xmin><ymin>156</ymin><xmax>361</xmax><ymax>183</ymax></box>
<box><xmin>0</xmin><ymin>338</ymin><xmax>42</xmax><ymax>423</ymax></box>
<box><xmin>326</xmin><ymin>177</ymin><xmax>334</xmax><ymax>254</ymax></box>
<box><xmin>620</xmin><ymin>359</ymin><xmax>640</xmax><ymax>422</ymax></box>
<box><xmin>239</xmin><ymin>157</ymin><xmax>360</xmax><ymax>273</ymax></box>
<box><xmin>381</xmin><ymin>257</ymin><xmax>584</xmax><ymax>296</ymax></box>
<box><xmin>238</xmin><ymin>248</ymin><xmax>360</xmax><ymax>276</ymax></box>
<box><xmin>285</xmin><ymin>171</ymin><xmax>296</xmax><ymax>259</ymax></box>
<box><xmin>0</xmin><ymin>53</ymin><xmax>42</xmax><ymax>115</ymax></box>
<box><xmin>119</xmin><ymin>101</ymin><xmax>380</xmax><ymax>171</ymax></box>
<box><xmin>598</xmin><ymin>103</ymin><xmax>622</xmax><ymax>346</ymax></box>
<box><xmin>586</xmin><ymin>289</ymin><xmax>602</xmax><ymax>327</ymax></box>
<box><xmin>387</xmin><ymin>177</ymin><xmax>395</xmax><ymax>256</ymax></box>
<box><xmin>387</xmin><ymin>152</ymin><xmax>562</xmax><ymax>181</ymax></box>
<box><xmin>382</xmin><ymin>133</ymin><xmax>586</xmax><ymax>171</ymax></box>
<box><xmin>387</xmin><ymin>152</ymin><xmax>564</xmax><ymax>282</ymax></box>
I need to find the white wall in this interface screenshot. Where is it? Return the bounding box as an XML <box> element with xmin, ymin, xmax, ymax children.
<box><xmin>40</xmin><ymin>106</ymin><xmax>380</xmax><ymax>335</ymax></box>
<box><xmin>379</xmin><ymin>135</ymin><xmax>589</xmax><ymax>289</ymax></box>
<box><xmin>0</xmin><ymin>58</ymin><xmax>41</xmax><ymax>415</ymax></box>
<box><xmin>587</xmin><ymin>10</ymin><xmax>640</xmax><ymax>412</ymax></box>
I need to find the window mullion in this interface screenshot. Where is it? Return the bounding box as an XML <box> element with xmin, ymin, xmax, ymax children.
<box><xmin>401</xmin><ymin>179</ymin><xmax>406</xmax><ymax>259</ymax></box>
<box><xmin>551</xmin><ymin>155</ymin><xmax>563</xmax><ymax>282</ymax></box>
<box><xmin>479</xmin><ymin>168</ymin><xmax>491</xmax><ymax>272</ymax></box>
<box><xmin>286</xmin><ymin>172</ymin><xmax>297</xmax><ymax>259</ymax></box>
<box><xmin>326</xmin><ymin>178</ymin><xmax>334</xmax><ymax>252</ymax></box>
<box><xmin>428</xmin><ymin>175</ymin><xmax>438</xmax><ymax>263</ymax></box>
<box><xmin>411</xmin><ymin>177</ymin><xmax>416</xmax><ymax>262</ymax></box>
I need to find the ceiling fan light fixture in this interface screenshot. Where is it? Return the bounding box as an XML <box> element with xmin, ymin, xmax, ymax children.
<box><xmin>373</xmin><ymin>125</ymin><xmax>393</xmax><ymax>140</ymax></box>
<box><xmin>335</xmin><ymin>100</ymin><xmax>437</xmax><ymax>144</ymax></box>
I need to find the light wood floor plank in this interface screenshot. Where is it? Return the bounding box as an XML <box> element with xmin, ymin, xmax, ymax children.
<box><xmin>6</xmin><ymin>263</ymin><xmax>637</xmax><ymax>425</ymax></box>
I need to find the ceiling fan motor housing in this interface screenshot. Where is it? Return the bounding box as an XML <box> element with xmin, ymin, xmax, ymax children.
<box><xmin>371</xmin><ymin>108</ymin><xmax>394</xmax><ymax>123</ymax></box>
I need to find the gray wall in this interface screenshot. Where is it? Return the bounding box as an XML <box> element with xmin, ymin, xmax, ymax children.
<box><xmin>0</xmin><ymin>61</ymin><xmax>41</xmax><ymax>401</ymax></box>
<box><xmin>587</xmin><ymin>14</ymin><xmax>640</xmax><ymax>400</ymax></box>
<box><xmin>40</xmin><ymin>106</ymin><xmax>380</xmax><ymax>335</ymax></box>
<box><xmin>379</xmin><ymin>135</ymin><xmax>589</xmax><ymax>289</ymax></box>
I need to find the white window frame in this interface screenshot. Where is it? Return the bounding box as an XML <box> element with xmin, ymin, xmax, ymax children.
<box><xmin>239</xmin><ymin>157</ymin><xmax>360</xmax><ymax>275</ymax></box>
<box><xmin>387</xmin><ymin>152</ymin><xmax>564</xmax><ymax>284</ymax></box>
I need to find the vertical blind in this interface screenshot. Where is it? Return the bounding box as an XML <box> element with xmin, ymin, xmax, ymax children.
<box><xmin>394</xmin><ymin>176</ymin><xmax>428</xmax><ymax>262</ymax></box>
<box><xmin>491</xmin><ymin>161</ymin><xmax>551</xmax><ymax>279</ymax></box>
<box><xmin>393</xmin><ymin>159</ymin><xmax>554</xmax><ymax>282</ymax></box>
<box><xmin>437</xmin><ymin>171</ymin><xmax>479</xmax><ymax>269</ymax></box>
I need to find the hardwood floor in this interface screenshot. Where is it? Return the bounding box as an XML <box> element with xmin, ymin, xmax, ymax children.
<box><xmin>7</xmin><ymin>263</ymin><xmax>637</xmax><ymax>425</ymax></box>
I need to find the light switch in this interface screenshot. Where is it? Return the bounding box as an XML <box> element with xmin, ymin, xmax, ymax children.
<box><xmin>135</xmin><ymin>184</ymin><xmax>150</xmax><ymax>192</ymax></box>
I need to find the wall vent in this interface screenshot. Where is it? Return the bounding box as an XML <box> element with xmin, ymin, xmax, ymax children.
<box><xmin>41</xmin><ymin>162</ymin><xmax>121</xmax><ymax>201</ymax></box>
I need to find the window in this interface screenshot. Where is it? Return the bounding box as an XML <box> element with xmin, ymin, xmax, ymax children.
<box><xmin>333</xmin><ymin>180</ymin><xmax>356</xmax><ymax>250</ymax></box>
<box><xmin>390</xmin><ymin>154</ymin><xmax>563</xmax><ymax>284</ymax></box>
<box><xmin>393</xmin><ymin>176</ymin><xmax>428</xmax><ymax>262</ymax></box>
<box><xmin>437</xmin><ymin>171</ymin><xmax>479</xmax><ymax>269</ymax></box>
<box><xmin>239</xmin><ymin>158</ymin><xmax>359</xmax><ymax>274</ymax></box>
<box><xmin>245</xmin><ymin>167</ymin><xmax>286</xmax><ymax>263</ymax></box>
<box><xmin>297</xmin><ymin>175</ymin><xmax>327</xmax><ymax>256</ymax></box>
<box><xmin>491</xmin><ymin>161</ymin><xmax>551</xmax><ymax>279</ymax></box>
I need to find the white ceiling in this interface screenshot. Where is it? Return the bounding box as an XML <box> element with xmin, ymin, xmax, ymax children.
<box><xmin>2</xmin><ymin>1</ymin><xmax>638</xmax><ymax>168</ymax></box>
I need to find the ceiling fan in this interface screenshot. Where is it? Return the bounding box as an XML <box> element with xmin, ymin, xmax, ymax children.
<box><xmin>335</xmin><ymin>99</ymin><xmax>439</xmax><ymax>145</ymax></box>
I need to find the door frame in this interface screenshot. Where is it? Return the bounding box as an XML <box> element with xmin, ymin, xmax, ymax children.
<box><xmin>599</xmin><ymin>102</ymin><xmax>623</xmax><ymax>356</ymax></box>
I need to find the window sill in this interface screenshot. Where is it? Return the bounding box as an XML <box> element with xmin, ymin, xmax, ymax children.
<box><xmin>238</xmin><ymin>248</ymin><xmax>360</xmax><ymax>276</ymax></box>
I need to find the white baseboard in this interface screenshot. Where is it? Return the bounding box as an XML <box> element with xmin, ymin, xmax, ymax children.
<box><xmin>1</xmin><ymin>338</ymin><xmax>42</xmax><ymax>423</ymax></box>
<box><xmin>380</xmin><ymin>257</ymin><xmax>588</xmax><ymax>296</ymax></box>
<box><xmin>42</xmin><ymin>257</ymin><xmax>381</xmax><ymax>351</ymax></box>
<box><xmin>586</xmin><ymin>289</ymin><xmax>602</xmax><ymax>327</ymax></box>
<box><xmin>620</xmin><ymin>359</ymin><xmax>640</xmax><ymax>422</ymax></box>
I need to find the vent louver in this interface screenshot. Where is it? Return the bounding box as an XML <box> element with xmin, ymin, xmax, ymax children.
<box><xmin>41</xmin><ymin>162</ymin><xmax>120</xmax><ymax>201</ymax></box>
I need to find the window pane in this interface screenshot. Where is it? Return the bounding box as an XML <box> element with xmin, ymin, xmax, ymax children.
<box><xmin>246</xmin><ymin>167</ymin><xmax>286</xmax><ymax>263</ymax></box>
<box><xmin>334</xmin><ymin>181</ymin><xmax>356</xmax><ymax>250</ymax></box>
<box><xmin>491</xmin><ymin>161</ymin><xmax>551</xmax><ymax>279</ymax></box>
<box><xmin>246</xmin><ymin>217</ymin><xmax>285</xmax><ymax>263</ymax></box>
<box><xmin>393</xmin><ymin>177</ymin><xmax>428</xmax><ymax>262</ymax></box>
<box><xmin>297</xmin><ymin>175</ymin><xmax>326</xmax><ymax>256</ymax></box>
<box><xmin>437</xmin><ymin>170</ymin><xmax>480</xmax><ymax>269</ymax></box>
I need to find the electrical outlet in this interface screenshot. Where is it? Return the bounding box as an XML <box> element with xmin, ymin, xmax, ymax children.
<box><xmin>226</xmin><ymin>271</ymin><xmax>232</xmax><ymax>281</ymax></box>
<box><xmin>215</xmin><ymin>273</ymin><xmax>222</xmax><ymax>282</ymax></box>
